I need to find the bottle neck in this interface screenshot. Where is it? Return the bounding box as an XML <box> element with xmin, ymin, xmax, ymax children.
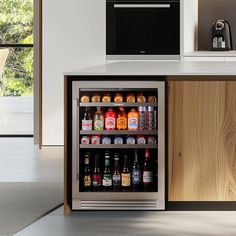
<box><xmin>123</xmin><ymin>155</ymin><xmax>129</xmax><ymax>170</ymax></box>
<box><xmin>105</xmin><ymin>157</ymin><xmax>110</xmax><ymax>168</ymax></box>
<box><xmin>134</xmin><ymin>151</ymin><xmax>138</xmax><ymax>164</ymax></box>
<box><xmin>114</xmin><ymin>159</ymin><xmax>119</xmax><ymax>171</ymax></box>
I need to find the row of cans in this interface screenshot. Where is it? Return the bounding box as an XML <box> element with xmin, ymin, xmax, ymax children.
<box><xmin>81</xmin><ymin>135</ymin><xmax>157</xmax><ymax>145</ymax></box>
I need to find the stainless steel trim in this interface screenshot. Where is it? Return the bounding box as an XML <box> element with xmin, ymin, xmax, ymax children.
<box><xmin>114</xmin><ymin>4</ymin><xmax>170</xmax><ymax>8</ymax></box>
<box><xmin>72</xmin><ymin>199</ymin><xmax>164</xmax><ymax>210</ymax></box>
<box><xmin>72</xmin><ymin>81</ymin><xmax>165</xmax><ymax>210</ymax></box>
<box><xmin>106</xmin><ymin>55</ymin><xmax>180</xmax><ymax>60</ymax></box>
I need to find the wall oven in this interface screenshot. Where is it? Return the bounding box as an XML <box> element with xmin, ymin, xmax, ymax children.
<box><xmin>106</xmin><ymin>0</ymin><xmax>180</xmax><ymax>60</ymax></box>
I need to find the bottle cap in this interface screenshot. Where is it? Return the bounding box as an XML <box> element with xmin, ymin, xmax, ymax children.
<box><xmin>138</xmin><ymin>106</ymin><xmax>147</xmax><ymax>112</ymax></box>
<box><xmin>148</xmin><ymin>106</ymin><xmax>154</xmax><ymax>112</ymax></box>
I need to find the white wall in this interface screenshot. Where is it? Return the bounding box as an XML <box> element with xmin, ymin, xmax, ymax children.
<box><xmin>42</xmin><ymin>0</ymin><xmax>106</xmax><ymax>145</ymax></box>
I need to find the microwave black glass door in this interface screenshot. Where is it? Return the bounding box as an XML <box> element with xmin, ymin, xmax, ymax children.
<box><xmin>107</xmin><ymin>1</ymin><xmax>180</xmax><ymax>55</ymax></box>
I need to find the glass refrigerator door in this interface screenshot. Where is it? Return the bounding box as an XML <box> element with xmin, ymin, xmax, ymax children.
<box><xmin>72</xmin><ymin>81</ymin><xmax>165</xmax><ymax>210</ymax></box>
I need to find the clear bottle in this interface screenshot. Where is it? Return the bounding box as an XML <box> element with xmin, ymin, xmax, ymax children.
<box><xmin>143</xmin><ymin>149</ymin><xmax>153</xmax><ymax>191</ymax></box>
<box><xmin>138</xmin><ymin>106</ymin><xmax>147</xmax><ymax>130</ymax></box>
<box><xmin>83</xmin><ymin>152</ymin><xmax>92</xmax><ymax>191</ymax></box>
<box><xmin>132</xmin><ymin>149</ymin><xmax>141</xmax><ymax>191</ymax></box>
<box><xmin>117</xmin><ymin>107</ymin><xmax>127</xmax><ymax>130</ymax></box>
<box><xmin>147</xmin><ymin>106</ymin><xmax>155</xmax><ymax>130</ymax></box>
<box><xmin>102</xmin><ymin>151</ymin><xmax>112</xmax><ymax>191</ymax></box>
<box><xmin>92</xmin><ymin>153</ymin><xmax>102</xmax><ymax>191</ymax></box>
<box><xmin>121</xmin><ymin>152</ymin><xmax>131</xmax><ymax>191</ymax></box>
<box><xmin>112</xmin><ymin>153</ymin><xmax>121</xmax><ymax>191</ymax></box>
<box><xmin>93</xmin><ymin>107</ymin><xmax>104</xmax><ymax>131</ymax></box>
<box><xmin>82</xmin><ymin>107</ymin><xmax>92</xmax><ymax>131</ymax></box>
<box><xmin>128</xmin><ymin>108</ymin><xmax>139</xmax><ymax>130</ymax></box>
<box><xmin>105</xmin><ymin>107</ymin><xmax>116</xmax><ymax>130</ymax></box>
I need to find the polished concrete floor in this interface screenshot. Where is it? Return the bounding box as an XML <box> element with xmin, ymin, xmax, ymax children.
<box><xmin>0</xmin><ymin>97</ymin><xmax>33</xmax><ymax>135</ymax></box>
<box><xmin>2</xmin><ymin>138</ymin><xmax>236</xmax><ymax>236</ymax></box>
<box><xmin>0</xmin><ymin>138</ymin><xmax>63</xmax><ymax>182</ymax></box>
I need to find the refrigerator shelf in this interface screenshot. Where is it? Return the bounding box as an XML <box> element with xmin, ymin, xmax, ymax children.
<box><xmin>79</xmin><ymin>144</ymin><xmax>158</xmax><ymax>149</ymax></box>
<box><xmin>80</xmin><ymin>130</ymin><xmax>158</xmax><ymax>135</ymax></box>
<box><xmin>79</xmin><ymin>102</ymin><xmax>158</xmax><ymax>107</ymax></box>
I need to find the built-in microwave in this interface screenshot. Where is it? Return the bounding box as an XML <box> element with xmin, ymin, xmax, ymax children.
<box><xmin>106</xmin><ymin>0</ymin><xmax>180</xmax><ymax>60</ymax></box>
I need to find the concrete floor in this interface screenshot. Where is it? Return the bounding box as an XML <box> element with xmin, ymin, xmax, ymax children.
<box><xmin>1</xmin><ymin>138</ymin><xmax>236</xmax><ymax>236</ymax></box>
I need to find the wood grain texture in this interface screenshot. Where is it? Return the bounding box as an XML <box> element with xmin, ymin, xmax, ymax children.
<box><xmin>168</xmin><ymin>81</ymin><xmax>236</xmax><ymax>201</ymax></box>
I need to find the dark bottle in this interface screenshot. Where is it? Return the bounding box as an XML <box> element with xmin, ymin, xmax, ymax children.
<box><xmin>121</xmin><ymin>152</ymin><xmax>131</xmax><ymax>191</ymax></box>
<box><xmin>92</xmin><ymin>153</ymin><xmax>102</xmax><ymax>191</ymax></box>
<box><xmin>143</xmin><ymin>149</ymin><xmax>153</xmax><ymax>191</ymax></box>
<box><xmin>132</xmin><ymin>149</ymin><xmax>141</xmax><ymax>191</ymax></box>
<box><xmin>83</xmin><ymin>152</ymin><xmax>92</xmax><ymax>191</ymax></box>
<box><xmin>112</xmin><ymin>153</ymin><xmax>121</xmax><ymax>191</ymax></box>
<box><xmin>102</xmin><ymin>151</ymin><xmax>112</xmax><ymax>191</ymax></box>
<box><xmin>81</xmin><ymin>107</ymin><xmax>92</xmax><ymax>131</ymax></box>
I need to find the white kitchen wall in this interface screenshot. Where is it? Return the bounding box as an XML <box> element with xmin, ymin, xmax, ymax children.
<box><xmin>42</xmin><ymin>0</ymin><xmax>106</xmax><ymax>145</ymax></box>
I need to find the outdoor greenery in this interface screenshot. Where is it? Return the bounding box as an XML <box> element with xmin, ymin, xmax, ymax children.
<box><xmin>0</xmin><ymin>0</ymin><xmax>33</xmax><ymax>96</ymax></box>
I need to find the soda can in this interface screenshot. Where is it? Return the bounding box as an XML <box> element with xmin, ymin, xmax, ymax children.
<box><xmin>81</xmin><ymin>136</ymin><xmax>90</xmax><ymax>145</ymax></box>
<box><xmin>126</xmin><ymin>136</ymin><xmax>136</xmax><ymax>145</ymax></box>
<box><xmin>114</xmin><ymin>136</ymin><xmax>124</xmax><ymax>145</ymax></box>
<box><xmin>137</xmin><ymin>136</ymin><xmax>146</xmax><ymax>145</ymax></box>
<box><xmin>147</xmin><ymin>136</ymin><xmax>157</xmax><ymax>144</ymax></box>
<box><xmin>91</xmin><ymin>135</ymin><xmax>101</xmax><ymax>145</ymax></box>
<box><xmin>102</xmin><ymin>136</ymin><xmax>112</xmax><ymax>145</ymax></box>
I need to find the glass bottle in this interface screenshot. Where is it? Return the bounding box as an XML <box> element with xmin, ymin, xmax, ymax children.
<box><xmin>117</xmin><ymin>107</ymin><xmax>127</xmax><ymax>130</ymax></box>
<box><xmin>82</xmin><ymin>107</ymin><xmax>92</xmax><ymax>131</ymax></box>
<box><xmin>121</xmin><ymin>152</ymin><xmax>131</xmax><ymax>191</ymax></box>
<box><xmin>132</xmin><ymin>149</ymin><xmax>141</xmax><ymax>191</ymax></box>
<box><xmin>102</xmin><ymin>151</ymin><xmax>112</xmax><ymax>191</ymax></box>
<box><xmin>138</xmin><ymin>106</ymin><xmax>147</xmax><ymax>130</ymax></box>
<box><xmin>83</xmin><ymin>152</ymin><xmax>91</xmax><ymax>191</ymax></box>
<box><xmin>112</xmin><ymin>153</ymin><xmax>121</xmax><ymax>191</ymax></box>
<box><xmin>143</xmin><ymin>149</ymin><xmax>153</xmax><ymax>191</ymax></box>
<box><xmin>105</xmin><ymin>107</ymin><xmax>116</xmax><ymax>130</ymax></box>
<box><xmin>147</xmin><ymin>106</ymin><xmax>155</xmax><ymax>130</ymax></box>
<box><xmin>93</xmin><ymin>107</ymin><xmax>104</xmax><ymax>131</ymax></box>
<box><xmin>92</xmin><ymin>153</ymin><xmax>102</xmax><ymax>191</ymax></box>
<box><xmin>128</xmin><ymin>108</ymin><xmax>139</xmax><ymax>130</ymax></box>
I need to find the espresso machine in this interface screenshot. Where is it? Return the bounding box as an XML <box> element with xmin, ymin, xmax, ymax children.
<box><xmin>210</xmin><ymin>20</ymin><xmax>233</xmax><ymax>51</ymax></box>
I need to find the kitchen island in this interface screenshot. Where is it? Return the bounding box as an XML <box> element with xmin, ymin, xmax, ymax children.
<box><xmin>64</xmin><ymin>61</ymin><xmax>236</xmax><ymax>214</ymax></box>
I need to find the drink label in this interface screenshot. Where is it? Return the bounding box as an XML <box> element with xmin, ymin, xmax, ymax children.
<box><xmin>113</xmin><ymin>174</ymin><xmax>121</xmax><ymax>186</ymax></box>
<box><xmin>102</xmin><ymin>174</ymin><xmax>112</xmax><ymax>186</ymax></box>
<box><xmin>117</xmin><ymin>117</ymin><xmax>127</xmax><ymax>129</ymax></box>
<box><xmin>138</xmin><ymin>112</ymin><xmax>146</xmax><ymax>130</ymax></box>
<box><xmin>92</xmin><ymin>174</ymin><xmax>102</xmax><ymax>186</ymax></box>
<box><xmin>83</xmin><ymin>175</ymin><xmax>91</xmax><ymax>187</ymax></box>
<box><xmin>121</xmin><ymin>173</ymin><xmax>131</xmax><ymax>187</ymax></box>
<box><xmin>94</xmin><ymin>119</ymin><xmax>103</xmax><ymax>130</ymax></box>
<box><xmin>128</xmin><ymin>117</ymin><xmax>138</xmax><ymax>130</ymax></box>
<box><xmin>143</xmin><ymin>171</ymin><xmax>153</xmax><ymax>184</ymax></box>
<box><xmin>82</xmin><ymin>120</ymin><xmax>92</xmax><ymax>130</ymax></box>
<box><xmin>105</xmin><ymin>117</ymin><xmax>116</xmax><ymax>129</ymax></box>
<box><xmin>147</xmin><ymin>112</ymin><xmax>155</xmax><ymax>130</ymax></box>
<box><xmin>132</xmin><ymin>170</ymin><xmax>141</xmax><ymax>185</ymax></box>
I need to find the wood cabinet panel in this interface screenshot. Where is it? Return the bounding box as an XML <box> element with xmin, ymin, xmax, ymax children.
<box><xmin>168</xmin><ymin>81</ymin><xmax>236</xmax><ymax>201</ymax></box>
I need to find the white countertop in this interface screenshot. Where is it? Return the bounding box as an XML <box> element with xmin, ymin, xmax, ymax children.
<box><xmin>184</xmin><ymin>51</ymin><xmax>236</xmax><ymax>57</ymax></box>
<box><xmin>64</xmin><ymin>61</ymin><xmax>236</xmax><ymax>76</ymax></box>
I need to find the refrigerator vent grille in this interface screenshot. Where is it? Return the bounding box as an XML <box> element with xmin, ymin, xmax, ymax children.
<box><xmin>79</xmin><ymin>200</ymin><xmax>158</xmax><ymax>210</ymax></box>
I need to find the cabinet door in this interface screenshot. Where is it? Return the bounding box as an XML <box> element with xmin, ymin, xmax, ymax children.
<box><xmin>168</xmin><ymin>81</ymin><xmax>236</xmax><ymax>201</ymax></box>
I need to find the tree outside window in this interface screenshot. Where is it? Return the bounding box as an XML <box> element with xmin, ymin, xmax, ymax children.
<box><xmin>0</xmin><ymin>0</ymin><xmax>33</xmax><ymax>96</ymax></box>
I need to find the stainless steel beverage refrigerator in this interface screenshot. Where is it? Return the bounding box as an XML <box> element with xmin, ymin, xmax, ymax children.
<box><xmin>71</xmin><ymin>80</ymin><xmax>165</xmax><ymax>210</ymax></box>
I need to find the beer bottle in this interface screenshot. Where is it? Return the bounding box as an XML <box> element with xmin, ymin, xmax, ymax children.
<box><xmin>92</xmin><ymin>153</ymin><xmax>102</xmax><ymax>191</ymax></box>
<box><xmin>143</xmin><ymin>149</ymin><xmax>153</xmax><ymax>191</ymax></box>
<box><xmin>83</xmin><ymin>152</ymin><xmax>91</xmax><ymax>191</ymax></box>
<box><xmin>112</xmin><ymin>153</ymin><xmax>121</xmax><ymax>191</ymax></box>
<box><xmin>121</xmin><ymin>152</ymin><xmax>131</xmax><ymax>191</ymax></box>
<box><xmin>132</xmin><ymin>149</ymin><xmax>141</xmax><ymax>191</ymax></box>
<box><xmin>102</xmin><ymin>151</ymin><xmax>112</xmax><ymax>191</ymax></box>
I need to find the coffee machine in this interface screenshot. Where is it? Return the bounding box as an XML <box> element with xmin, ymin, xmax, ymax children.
<box><xmin>210</xmin><ymin>20</ymin><xmax>233</xmax><ymax>51</ymax></box>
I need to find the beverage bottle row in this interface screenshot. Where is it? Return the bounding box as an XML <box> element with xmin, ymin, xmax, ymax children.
<box><xmin>81</xmin><ymin>106</ymin><xmax>156</xmax><ymax>131</ymax></box>
<box><xmin>82</xmin><ymin>149</ymin><xmax>155</xmax><ymax>192</ymax></box>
